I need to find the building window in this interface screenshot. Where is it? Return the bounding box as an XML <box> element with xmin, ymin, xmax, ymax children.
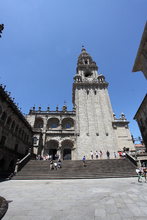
<box><xmin>47</xmin><ymin>118</ymin><xmax>59</xmax><ymax>129</ymax></box>
<box><xmin>33</xmin><ymin>137</ymin><xmax>38</xmax><ymax>144</ymax></box>
<box><xmin>19</xmin><ymin>128</ymin><xmax>22</xmax><ymax>138</ymax></box>
<box><xmin>1</xmin><ymin>111</ymin><xmax>7</xmax><ymax>123</ymax></box>
<box><xmin>0</xmin><ymin>136</ymin><xmax>6</xmax><ymax>146</ymax></box>
<box><xmin>21</xmin><ymin>130</ymin><xmax>24</xmax><ymax>140</ymax></box>
<box><xmin>6</xmin><ymin>116</ymin><xmax>12</xmax><ymax>128</ymax></box>
<box><xmin>62</xmin><ymin>118</ymin><xmax>74</xmax><ymax>129</ymax></box>
<box><xmin>24</xmin><ymin>135</ymin><xmax>29</xmax><ymax>144</ymax></box>
<box><xmin>65</xmin><ymin>123</ymin><xmax>71</xmax><ymax>128</ymax></box>
<box><xmin>50</xmin><ymin>123</ymin><xmax>58</xmax><ymax>128</ymax></box>
<box><xmin>11</xmin><ymin>121</ymin><xmax>15</xmax><ymax>131</ymax></box>
<box><xmin>15</xmin><ymin>125</ymin><xmax>19</xmax><ymax>134</ymax></box>
<box><xmin>34</xmin><ymin>118</ymin><xmax>44</xmax><ymax>128</ymax></box>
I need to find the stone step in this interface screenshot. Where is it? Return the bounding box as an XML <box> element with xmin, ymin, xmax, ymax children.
<box><xmin>13</xmin><ymin>158</ymin><xmax>137</xmax><ymax>180</ymax></box>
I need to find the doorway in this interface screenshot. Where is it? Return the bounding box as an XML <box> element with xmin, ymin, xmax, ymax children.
<box><xmin>49</xmin><ymin>149</ymin><xmax>57</xmax><ymax>160</ymax></box>
<box><xmin>63</xmin><ymin>149</ymin><xmax>71</xmax><ymax>160</ymax></box>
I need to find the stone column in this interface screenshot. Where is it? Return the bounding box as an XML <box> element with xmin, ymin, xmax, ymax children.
<box><xmin>41</xmin><ymin>132</ymin><xmax>46</xmax><ymax>156</ymax></box>
<box><xmin>57</xmin><ymin>142</ymin><xmax>62</xmax><ymax>160</ymax></box>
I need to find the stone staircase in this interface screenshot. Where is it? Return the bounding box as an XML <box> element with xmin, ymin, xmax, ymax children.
<box><xmin>12</xmin><ymin>158</ymin><xmax>137</xmax><ymax>180</ymax></box>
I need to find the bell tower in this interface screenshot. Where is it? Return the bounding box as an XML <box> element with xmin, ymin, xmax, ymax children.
<box><xmin>73</xmin><ymin>48</ymin><xmax>120</xmax><ymax>159</ymax></box>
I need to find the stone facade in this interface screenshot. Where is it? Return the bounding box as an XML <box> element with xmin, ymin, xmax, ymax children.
<box><xmin>26</xmin><ymin>48</ymin><xmax>134</xmax><ymax>160</ymax></box>
<box><xmin>132</xmin><ymin>22</ymin><xmax>147</xmax><ymax>151</ymax></box>
<box><xmin>132</xmin><ymin>22</ymin><xmax>147</xmax><ymax>79</ymax></box>
<box><xmin>134</xmin><ymin>94</ymin><xmax>147</xmax><ymax>151</ymax></box>
<box><xmin>0</xmin><ymin>84</ymin><xmax>33</xmax><ymax>174</ymax></box>
<box><xmin>26</xmin><ymin>107</ymin><xmax>76</xmax><ymax>160</ymax></box>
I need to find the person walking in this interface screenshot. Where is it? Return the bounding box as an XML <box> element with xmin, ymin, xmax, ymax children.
<box><xmin>106</xmin><ymin>150</ymin><xmax>110</xmax><ymax>159</ymax></box>
<box><xmin>82</xmin><ymin>156</ymin><xmax>86</xmax><ymax>167</ymax></box>
<box><xmin>99</xmin><ymin>150</ymin><xmax>103</xmax><ymax>159</ymax></box>
<box><xmin>136</xmin><ymin>168</ymin><xmax>143</xmax><ymax>182</ymax></box>
<box><xmin>57</xmin><ymin>159</ymin><xmax>62</xmax><ymax>169</ymax></box>
<box><xmin>114</xmin><ymin>152</ymin><xmax>117</xmax><ymax>159</ymax></box>
<box><xmin>143</xmin><ymin>167</ymin><xmax>147</xmax><ymax>183</ymax></box>
<box><xmin>96</xmin><ymin>151</ymin><xmax>99</xmax><ymax>159</ymax></box>
<box><xmin>90</xmin><ymin>151</ymin><xmax>94</xmax><ymax>160</ymax></box>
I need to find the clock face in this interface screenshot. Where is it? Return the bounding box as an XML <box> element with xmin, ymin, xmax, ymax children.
<box><xmin>84</xmin><ymin>70</ymin><xmax>93</xmax><ymax>77</ymax></box>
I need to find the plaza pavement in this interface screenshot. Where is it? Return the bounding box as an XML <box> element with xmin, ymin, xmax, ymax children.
<box><xmin>0</xmin><ymin>178</ymin><xmax>147</xmax><ymax>220</ymax></box>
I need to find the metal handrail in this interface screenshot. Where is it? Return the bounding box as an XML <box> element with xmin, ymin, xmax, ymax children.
<box><xmin>126</xmin><ymin>152</ymin><xmax>138</xmax><ymax>166</ymax></box>
<box><xmin>14</xmin><ymin>153</ymin><xmax>31</xmax><ymax>174</ymax></box>
<box><xmin>17</xmin><ymin>153</ymin><xmax>31</xmax><ymax>164</ymax></box>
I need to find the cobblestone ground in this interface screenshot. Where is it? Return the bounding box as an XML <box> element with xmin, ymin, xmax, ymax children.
<box><xmin>0</xmin><ymin>178</ymin><xmax>147</xmax><ymax>220</ymax></box>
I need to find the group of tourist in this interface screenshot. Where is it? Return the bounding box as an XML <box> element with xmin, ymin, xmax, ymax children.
<box><xmin>36</xmin><ymin>154</ymin><xmax>62</xmax><ymax>170</ymax></box>
<box><xmin>81</xmin><ymin>150</ymin><xmax>127</xmax><ymax>167</ymax></box>
<box><xmin>90</xmin><ymin>150</ymin><xmax>103</xmax><ymax>160</ymax></box>
<box><xmin>36</xmin><ymin>154</ymin><xmax>59</xmax><ymax>161</ymax></box>
<box><xmin>89</xmin><ymin>150</ymin><xmax>127</xmax><ymax>160</ymax></box>
<box><xmin>89</xmin><ymin>150</ymin><xmax>117</xmax><ymax>159</ymax></box>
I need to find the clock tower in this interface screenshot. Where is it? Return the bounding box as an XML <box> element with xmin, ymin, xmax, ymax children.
<box><xmin>72</xmin><ymin>48</ymin><xmax>133</xmax><ymax>159</ymax></box>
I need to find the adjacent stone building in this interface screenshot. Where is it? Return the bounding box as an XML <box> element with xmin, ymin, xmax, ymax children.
<box><xmin>134</xmin><ymin>94</ymin><xmax>147</xmax><ymax>151</ymax></box>
<box><xmin>132</xmin><ymin>22</ymin><xmax>147</xmax><ymax>79</ymax></box>
<box><xmin>26</xmin><ymin>48</ymin><xmax>134</xmax><ymax>160</ymax></box>
<box><xmin>26</xmin><ymin>106</ymin><xmax>76</xmax><ymax>160</ymax></box>
<box><xmin>132</xmin><ymin>22</ymin><xmax>147</xmax><ymax>151</ymax></box>
<box><xmin>0</xmin><ymin>84</ymin><xmax>33</xmax><ymax>175</ymax></box>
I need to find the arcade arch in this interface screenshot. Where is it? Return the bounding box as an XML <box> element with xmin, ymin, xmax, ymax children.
<box><xmin>62</xmin><ymin>118</ymin><xmax>74</xmax><ymax>129</ymax></box>
<box><xmin>34</xmin><ymin>117</ymin><xmax>44</xmax><ymax>128</ymax></box>
<box><xmin>47</xmin><ymin>118</ymin><xmax>59</xmax><ymax>129</ymax></box>
<box><xmin>61</xmin><ymin>139</ymin><xmax>74</xmax><ymax>160</ymax></box>
<box><xmin>46</xmin><ymin>140</ymin><xmax>59</xmax><ymax>160</ymax></box>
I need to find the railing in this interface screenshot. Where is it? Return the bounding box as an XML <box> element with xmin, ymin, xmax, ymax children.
<box><xmin>126</xmin><ymin>152</ymin><xmax>138</xmax><ymax>166</ymax></box>
<box><xmin>14</xmin><ymin>153</ymin><xmax>31</xmax><ymax>174</ymax></box>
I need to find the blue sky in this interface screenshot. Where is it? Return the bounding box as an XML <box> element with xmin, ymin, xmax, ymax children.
<box><xmin>0</xmin><ymin>0</ymin><xmax>147</xmax><ymax>139</ymax></box>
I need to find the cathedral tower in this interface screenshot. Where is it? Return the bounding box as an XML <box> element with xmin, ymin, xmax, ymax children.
<box><xmin>72</xmin><ymin>48</ymin><xmax>133</xmax><ymax>159</ymax></box>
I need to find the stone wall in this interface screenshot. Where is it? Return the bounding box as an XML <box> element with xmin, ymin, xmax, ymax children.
<box><xmin>0</xmin><ymin>85</ymin><xmax>33</xmax><ymax>174</ymax></box>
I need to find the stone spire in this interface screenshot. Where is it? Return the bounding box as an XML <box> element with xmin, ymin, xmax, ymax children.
<box><xmin>76</xmin><ymin>47</ymin><xmax>98</xmax><ymax>74</ymax></box>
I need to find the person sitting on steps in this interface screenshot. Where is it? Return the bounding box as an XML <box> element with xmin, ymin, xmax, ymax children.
<box><xmin>50</xmin><ymin>160</ymin><xmax>54</xmax><ymax>170</ymax></box>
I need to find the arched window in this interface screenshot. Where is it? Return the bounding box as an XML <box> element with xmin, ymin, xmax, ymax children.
<box><xmin>6</xmin><ymin>116</ymin><xmax>12</xmax><ymax>128</ymax></box>
<box><xmin>34</xmin><ymin>118</ymin><xmax>44</xmax><ymax>128</ymax></box>
<box><xmin>19</xmin><ymin>128</ymin><xmax>22</xmax><ymax>138</ymax></box>
<box><xmin>61</xmin><ymin>140</ymin><xmax>74</xmax><ymax>160</ymax></box>
<box><xmin>24</xmin><ymin>133</ymin><xmax>27</xmax><ymax>142</ymax></box>
<box><xmin>26</xmin><ymin>135</ymin><xmax>29</xmax><ymax>143</ymax></box>
<box><xmin>62</xmin><ymin>118</ymin><xmax>74</xmax><ymax>129</ymax></box>
<box><xmin>65</xmin><ymin>123</ymin><xmax>71</xmax><ymax>128</ymax></box>
<box><xmin>47</xmin><ymin>118</ymin><xmax>59</xmax><ymax>129</ymax></box>
<box><xmin>11</xmin><ymin>121</ymin><xmax>15</xmax><ymax>131</ymax></box>
<box><xmin>21</xmin><ymin>130</ymin><xmax>24</xmax><ymax>140</ymax></box>
<box><xmin>1</xmin><ymin>111</ymin><xmax>7</xmax><ymax>123</ymax></box>
<box><xmin>15</xmin><ymin>125</ymin><xmax>19</xmax><ymax>135</ymax></box>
